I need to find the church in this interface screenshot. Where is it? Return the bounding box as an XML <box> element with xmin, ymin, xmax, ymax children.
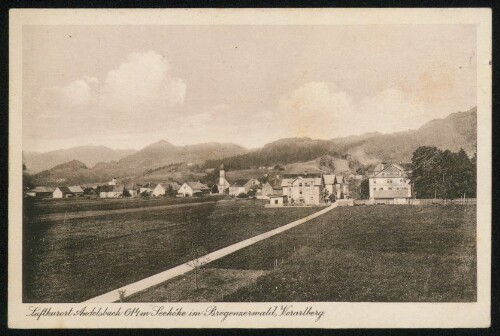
<box><xmin>214</xmin><ymin>163</ymin><xmax>230</xmax><ymax>194</ymax></box>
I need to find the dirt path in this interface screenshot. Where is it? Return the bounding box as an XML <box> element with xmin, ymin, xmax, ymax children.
<box><xmin>84</xmin><ymin>203</ymin><xmax>337</xmax><ymax>303</ymax></box>
<box><xmin>33</xmin><ymin>201</ymin><xmax>215</xmax><ymax>222</ymax></box>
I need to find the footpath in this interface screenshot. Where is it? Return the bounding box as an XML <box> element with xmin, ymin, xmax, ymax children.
<box><xmin>84</xmin><ymin>202</ymin><xmax>338</xmax><ymax>303</ymax></box>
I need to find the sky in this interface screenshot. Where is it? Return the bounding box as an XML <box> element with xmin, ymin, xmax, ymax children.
<box><xmin>22</xmin><ymin>24</ymin><xmax>477</xmax><ymax>152</ymax></box>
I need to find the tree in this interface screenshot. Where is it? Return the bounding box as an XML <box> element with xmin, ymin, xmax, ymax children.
<box><xmin>186</xmin><ymin>246</ymin><xmax>210</xmax><ymax>290</ymax></box>
<box><xmin>360</xmin><ymin>179</ymin><xmax>370</xmax><ymax>199</ymax></box>
<box><xmin>22</xmin><ymin>163</ymin><xmax>34</xmax><ymax>192</ymax></box>
<box><xmin>411</xmin><ymin>146</ymin><xmax>476</xmax><ymax>199</ymax></box>
<box><xmin>166</xmin><ymin>184</ymin><xmax>177</xmax><ymax>197</ymax></box>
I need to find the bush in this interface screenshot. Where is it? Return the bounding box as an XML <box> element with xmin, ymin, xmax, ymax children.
<box><xmin>237</xmin><ymin>192</ymin><xmax>248</xmax><ymax>199</ymax></box>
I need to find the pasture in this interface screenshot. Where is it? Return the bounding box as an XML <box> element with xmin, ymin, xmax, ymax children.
<box><xmin>128</xmin><ymin>204</ymin><xmax>476</xmax><ymax>302</ymax></box>
<box><xmin>23</xmin><ymin>198</ymin><xmax>318</xmax><ymax>302</ymax></box>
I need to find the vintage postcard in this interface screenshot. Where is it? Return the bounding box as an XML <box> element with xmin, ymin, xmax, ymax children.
<box><xmin>9</xmin><ymin>8</ymin><xmax>491</xmax><ymax>328</ymax></box>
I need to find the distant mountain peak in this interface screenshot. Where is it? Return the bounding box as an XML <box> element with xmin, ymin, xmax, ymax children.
<box><xmin>144</xmin><ymin>140</ymin><xmax>176</xmax><ymax>149</ymax></box>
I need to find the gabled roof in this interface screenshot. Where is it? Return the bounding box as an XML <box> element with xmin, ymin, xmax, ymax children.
<box><xmin>56</xmin><ymin>186</ymin><xmax>72</xmax><ymax>194</ymax></box>
<box><xmin>281</xmin><ymin>175</ymin><xmax>322</xmax><ymax>187</ymax></box>
<box><xmin>157</xmin><ymin>182</ymin><xmax>181</xmax><ymax>191</ymax></box>
<box><xmin>68</xmin><ymin>186</ymin><xmax>84</xmax><ymax>193</ymax></box>
<box><xmin>373</xmin><ymin>163</ymin><xmax>408</xmax><ymax>178</ymax></box>
<box><xmin>99</xmin><ymin>185</ymin><xmax>124</xmax><ymax>193</ymax></box>
<box><xmin>231</xmin><ymin>179</ymin><xmax>249</xmax><ymax>187</ymax></box>
<box><xmin>140</xmin><ymin>182</ymin><xmax>157</xmax><ymax>189</ymax></box>
<box><xmin>185</xmin><ymin>181</ymin><xmax>209</xmax><ymax>191</ymax></box>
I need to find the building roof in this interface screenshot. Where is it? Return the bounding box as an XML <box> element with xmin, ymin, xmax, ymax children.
<box><xmin>373</xmin><ymin>163</ymin><xmax>409</xmax><ymax>178</ymax></box>
<box><xmin>30</xmin><ymin>186</ymin><xmax>55</xmax><ymax>193</ymax></box>
<box><xmin>141</xmin><ymin>182</ymin><xmax>157</xmax><ymax>189</ymax></box>
<box><xmin>230</xmin><ymin>179</ymin><xmax>251</xmax><ymax>187</ymax></box>
<box><xmin>219</xmin><ymin>163</ymin><xmax>225</xmax><ymax>170</ymax></box>
<box><xmin>56</xmin><ymin>186</ymin><xmax>72</xmax><ymax>194</ymax></box>
<box><xmin>185</xmin><ymin>181</ymin><xmax>209</xmax><ymax>191</ymax></box>
<box><xmin>157</xmin><ymin>182</ymin><xmax>181</xmax><ymax>191</ymax></box>
<box><xmin>68</xmin><ymin>186</ymin><xmax>84</xmax><ymax>193</ymax></box>
<box><xmin>113</xmin><ymin>185</ymin><xmax>125</xmax><ymax>192</ymax></box>
<box><xmin>281</xmin><ymin>176</ymin><xmax>322</xmax><ymax>187</ymax></box>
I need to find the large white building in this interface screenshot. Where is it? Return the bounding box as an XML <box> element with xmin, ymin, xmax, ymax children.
<box><xmin>369</xmin><ymin>163</ymin><xmax>412</xmax><ymax>204</ymax></box>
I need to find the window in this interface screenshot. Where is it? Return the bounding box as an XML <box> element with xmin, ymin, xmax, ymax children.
<box><xmin>299</xmin><ymin>183</ymin><xmax>303</xmax><ymax>187</ymax></box>
<box><xmin>373</xmin><ymin>188</ymin><xmax>376</xmax><ymax>191</ymax></box>
<box><xmin>400</xmin><ymin>179</ymin><xmax>403</xmax><ymax>182</ymax></box>
<box><xmin>379</xmin><ymin>187</ymin><xmax>383</xmax><ymax>191</ymax></box>
<box><xmin>387</xmin><ymin>179</ymin><xmax>392</xmax><ymax>183</ymax></box>
<box><xmin>389</xmin><ymin>187</ymin><xmax>392</xmax><ymax>190</ymax></box>
<box><xmin>373</xmin><ymin>180</ymin><xmax>376</xmax><ymax>184</ymax></box>
<box><xmin>299</xmin><ymin>191</ymin><xmax>303</xmax><ymax>195</ymax></box>
<box><xmin>274</xmin><ymin>200</ymin><xmax>278</xmax><ymax>204</ymax></box>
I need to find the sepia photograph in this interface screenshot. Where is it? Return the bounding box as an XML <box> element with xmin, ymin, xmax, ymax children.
<box><xmin>8</xmin><ymin>8</ymin><xmax>491</xmax><ymax>328</ymax></box>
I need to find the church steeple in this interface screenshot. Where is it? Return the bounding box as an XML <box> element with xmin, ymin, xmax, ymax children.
<box><xmin>219</xmin><ymin>163</ymin><xmax>225</xmax><ymax>186</ymax></box>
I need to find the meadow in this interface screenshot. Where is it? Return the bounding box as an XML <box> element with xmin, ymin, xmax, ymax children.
<box><xmin>23</xmin><ymin>198</ymin><xmax>318</xmax><ymax>302</ymax></box>
<box><xmin>128</xmin><ymin>204</ymin><xmax>477</xmax><ymax>302</ymax></box>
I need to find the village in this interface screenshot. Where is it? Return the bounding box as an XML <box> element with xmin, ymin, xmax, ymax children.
<box><xmin>24</xmin><ymin>161</ymin><xmax>418</xmax><ymax>206</ymax></box>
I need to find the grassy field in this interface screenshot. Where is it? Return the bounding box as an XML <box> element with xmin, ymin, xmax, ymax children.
<box><xmin>24</xmin><ymin>195</ymin><xmax>223</xmax><ymax>218</ymax></box>
<box><xmin>129</xmin><ymin>204</ymin><xmax>476</xmax><ymax>302</ymax></box>
<box><xmin>23</xmin><ymin>199</ymin><xmax>318</xmax><ymax>302</ymax></box>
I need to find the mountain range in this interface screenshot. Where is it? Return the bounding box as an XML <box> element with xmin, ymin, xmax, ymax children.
<box><xmin>25</xmin><ymin>107</ymin><xmax>477</xmax><ymax>186</ymax></box>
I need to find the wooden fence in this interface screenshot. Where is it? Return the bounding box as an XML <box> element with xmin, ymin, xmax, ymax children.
<box><xmin>354</xmin><ymin>198</ymin><xmax>477</xmax><ymax>206</ymax></box>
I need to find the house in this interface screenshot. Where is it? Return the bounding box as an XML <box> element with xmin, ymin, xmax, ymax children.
<box><xmin>178</xmin><ymin>182</ymin><xmax>210</xmax><ymax>197</ymax></box>
<box><xmin>229</xmin><ymin>178</ymin><xmax>260</xmax><ymax>196</ymax></box>
<box><xmin>215</xmin><ymin>163</ymin><xmax>230</xmax><ymax>195</ymax></box>
<box><xmin>323</xmin><ymin>174</ymin><xmax>349</xmax><ymax>200</ymax></box>
<box><xmin>68</xmin><ymin>186</ymin><xmax>84</xmax><ymax>197</ymax></box>
<box><xmin>26</xmin><ymin>186</ymin><xmax>54</xmax><ymax>198</ymax></box>
<box><xmin>108</xmin><ymin>178</ymin><xmax>117</xmax><ymax>186</ymax></box>
<box><xmin>281</xmin><ymin>172</ymin><xmax>324</xmax><ymax>205</ymax></box>
<box><xmin>53</xmin><ymin>186</ymin><xmax>74</xmax><ymax>198</ymax></box>
<box><xmin>152</xmin><ymin>182</ymin><xmax>181</xmax><ymax>197</ymax></box>
<box><xmin>139</xmin><ymin>182</ymin><xmax>157</xmax><ymax>195</ymax></box>
<box><xmin>259</xmin><ymin>178</ymin><xmax>283</xmax><ymax>199</ymax></box>
<box><xmin>369</xmin><ymin>163</ymin><xmax>412</xmax><ymax>204</ymax></box>
<box><xmin>99</xmin><ymin>185</ymin><xmax>125</xmax><ymax>198</ymax></box>
<box><xmin>124</xmin><ymin>183</ymin><xmax>140</xmax><ymax>197</ymax></box>
<box><xmin>269</xmin><ymin>195</ymin><xmax>288</xmax><ymax>207</ymax></box>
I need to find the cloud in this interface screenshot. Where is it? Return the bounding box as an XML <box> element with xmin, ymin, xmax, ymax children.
<box><xmin>277</xmin><ymin>82</ymin><xmax>428</xmax><ymax>139</ymax></box>
<box><xmin>101</xmin><ymin>51</ymin><xmax>186</xmax><ymax>119</ymax></box>
<box><xmin>37</xmin><ymin>77</ymin><xmax>97</xmax><ymax>113</ymax></box>
<box><xmin>278</xmin><ymin>82</ymin><xmax>353</xmax><ymax>138</ymax></box>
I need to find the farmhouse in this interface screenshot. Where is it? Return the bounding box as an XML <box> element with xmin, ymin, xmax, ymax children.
<box><xmin>281</xmin><ymin>172</ymin><xmax>323</xmax><ymax>205</ymax></box>
<box><xmin>152</xmin><ymin>182</ymin><xmax>181</xmax><ymax>197</ymax></box>
<box><xmin>178</xmin><ymin>182</ymin><xmax>210</xmax><ymax>197</ymax></box>
<box><xmin>68</xmin><ymin>186</ymin><xmax>84</xmax><ymax>197</ymax></box>
<box><xmin>369</xmin><ymin>163</ymin><xmax>412</xmax><ymax>204</ymax></box>
<box><xmin>229</xmin><ymin>178</ymin><xmax>260</xmax><ymax>196</ymax></box>
<box><xmin>26</xmin><ymin>186</ymin><xmax>55</xmax><ymax>198</ymax></box>
<box><xmin>53</xmin><ymin>186</ymin><xmax>73</xmax><ymax>198</ymax></box>
<box><xmin>99</xmin><ymin>185</ymin><xmax>125</xmax><ymax>198</ymax></box>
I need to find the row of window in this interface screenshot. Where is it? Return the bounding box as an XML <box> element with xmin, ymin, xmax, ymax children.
<box><xmin>373</xmin><ymin>187</ymin><xmax>408</xmax><ymax>191</ymax></box>
<box><xmin>373</xmin><ymin>179</ymin><xmax>405</xmax><ymax>184</ymax></box>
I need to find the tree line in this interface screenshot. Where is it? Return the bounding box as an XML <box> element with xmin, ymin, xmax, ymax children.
<box><xmin>410</xmin><ymin>146</ymin><xmax>476</xmax><ymax>199</ymax></box>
